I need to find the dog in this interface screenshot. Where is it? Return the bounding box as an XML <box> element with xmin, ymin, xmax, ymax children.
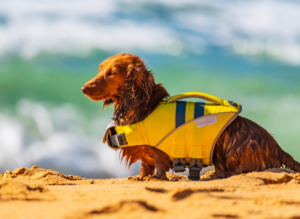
<box><xmin>82</xmin><ymin>53</ymin><xmax>300</xmax><ymax>180</ymax></box>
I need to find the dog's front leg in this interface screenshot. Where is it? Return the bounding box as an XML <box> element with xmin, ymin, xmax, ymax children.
<box><xmin>128</xmin><ymin>162</ymin><xmax>155</xmax><ymax>181</ymax></box>
<box><xmin>126</xmin><ymin>146</ymin><xmax>171</xmax><ymax>181</ymax></box>
<box><xmin>152</xmin><ymin>157</ymin><xmax>169</xmax><ymax>180</ymax></box>
<box><xmin>139</xmin><ymin>162</ymin><xmax>155</xmax><ymax>179</ymax></box>
<box><xmin>150</xmin><ymin>147</ymin><xmax>172</xmax><ymax>180</ymax></box>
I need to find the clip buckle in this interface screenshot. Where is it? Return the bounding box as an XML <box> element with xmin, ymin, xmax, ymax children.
<box><xmin>188</xmin><ymin>159</ymin><xmax>202</xmax><ymax>181</ymax></box>
<box><xmin>227</xmin><ymin>100</ymin><xmax>238</xmax><ymax>107</ymax></box>
<box><xmin>109</xmin><ymin>133</ymin><xmax>127</xmax><ymax>147</ymax></box>
<box><xmin>173</xmin><ymin>158</ymin><xmax>186</xmax><ymax>172</ymax></box>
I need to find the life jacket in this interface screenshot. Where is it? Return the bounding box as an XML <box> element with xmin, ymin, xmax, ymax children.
<box><xmin>103</xmin><ymin>92</ymin><xmax>242</xmax><ymax>168</ymax></box>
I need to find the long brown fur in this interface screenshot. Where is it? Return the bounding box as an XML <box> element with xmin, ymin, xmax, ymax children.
<box><xmin>82</xmin><ymin>53</ymin><xmax>300</xmax><ymax>180</ymax></box>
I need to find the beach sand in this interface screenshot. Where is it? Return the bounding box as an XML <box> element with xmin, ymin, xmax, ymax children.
<box><xmin>1</xmin><ymin>166</ymin><xmax>300</xmax><ymax>219</ymax></box>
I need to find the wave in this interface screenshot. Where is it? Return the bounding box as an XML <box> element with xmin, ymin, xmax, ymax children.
<box><xmin>0</xmin><ymin>99</ymin><xmax>140</xmax><ymax>178</ymax></box>
<box><xmin>0</xmin><ymin>0</ymin><xmax>300</xmax><ymax>65</ymax></box>
<box><xmin>1</xmin><ymin>94</ymin><xmax>300</xmax><ymax>178</ymax></box>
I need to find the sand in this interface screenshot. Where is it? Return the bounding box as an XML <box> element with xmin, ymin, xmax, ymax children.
<box><xmin>1</xmin><ymin>166</ymin><xmax>300</xmax><ymax>219</ymax></box>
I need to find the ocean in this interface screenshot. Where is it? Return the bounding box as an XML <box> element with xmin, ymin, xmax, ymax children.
<box><xmin>0</xmin><ymin>0</ymin><xmax>299</xmax><ymax>178</ymax></box>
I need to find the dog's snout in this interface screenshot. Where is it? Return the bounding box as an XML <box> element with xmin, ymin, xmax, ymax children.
<box><xmin>81</xmin><ymin>86</ymin><xmax>90</xmax><ymax>94</ymax></box>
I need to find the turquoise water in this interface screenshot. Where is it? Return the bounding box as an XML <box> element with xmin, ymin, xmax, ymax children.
<box><xmin>0</xmin><ymin>50</ymin><xmax>299</xmax><ymax>178</ymax></box>
<box><xmin>1</xmin><ymin>0</ymin><xmax>300</xmax><ymax>178</ymax></box>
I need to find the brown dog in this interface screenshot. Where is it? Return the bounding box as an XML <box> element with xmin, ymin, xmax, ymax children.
<box><xmin>82</xmin><ymin>53</ymin><xmax>300</xmax><ymax>180</ymax></box>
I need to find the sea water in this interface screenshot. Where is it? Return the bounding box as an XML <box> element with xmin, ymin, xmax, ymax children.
<box><xmin>0</xmin><ymin>0</ymin><xmax>299</xmax><ymax>178</ymax></box>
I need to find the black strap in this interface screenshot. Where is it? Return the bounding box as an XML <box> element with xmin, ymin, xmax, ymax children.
<box><xmin>194</xmin><ymin>102</ymin><xmax>205</xmax><ymax>119</ymax></box>
<box><xmin>176</xmin><ymin>101</ymin><xmax>186</xmax><ymax>128</ymax></box>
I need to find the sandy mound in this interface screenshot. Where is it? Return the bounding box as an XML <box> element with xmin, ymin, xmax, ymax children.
<box><xmin>200</xmin><ymin>168</ymin><xmax>299</xmax><ymax>185</ymax></box>
<box><xmin>0</xmin><ymin>181</ymin><xmax>52</xmax><ymax>201</ymax></box>
<box><xmin>0</xmin><ymin>165</ymin><xmax>95</xmax><ymax>186</ymax></box>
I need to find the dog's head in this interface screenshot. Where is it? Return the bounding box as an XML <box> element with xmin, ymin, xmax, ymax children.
<box><xmin>82</xmin><ymin>53</ymin><xmax>155</xmax><ymax>110</ymax></box>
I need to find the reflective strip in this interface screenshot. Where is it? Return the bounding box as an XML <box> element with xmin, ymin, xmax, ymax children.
<box><xmin>194</xmin><ymin>102</ymin><xmax>205</xmax><ymax>119</ymax></box>
<box><xmin>176</xmin><ymin>101</ymin><xmax>186</xmax><ymax>128</ymax></box>
<box><xmin>194</xmin><ymin>114</ymin><xmax>217</xmax><ymax>128</ymax></box>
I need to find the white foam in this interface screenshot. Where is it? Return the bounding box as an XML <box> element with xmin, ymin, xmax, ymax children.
<box><xmin>0</xmin><ymin>99</ymin><xmax>139</xmax><ymax>177</ymax></box>
<box><xmin>0</xmin><ymin>115</ymin><xmax>23</xmax><ymax>167</ymax></box>
<box><xmin>0</xmin><ymin>0</ymin><xmax>300</xmax><ymax>63</ymax></box>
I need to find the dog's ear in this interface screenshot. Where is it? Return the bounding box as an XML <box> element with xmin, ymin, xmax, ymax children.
<box><xmin>122</xmin><ymin>64</ymin><xmax>155</xmax><ymax>110</ymax></box>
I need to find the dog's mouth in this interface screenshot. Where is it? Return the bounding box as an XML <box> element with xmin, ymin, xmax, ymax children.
<box><xmin>89</xmin><ymin>95</ymin><xmax>111</xmax><ymax>101</ymax></box>
<box><xmin>85</xmin><ymin>93</ymin><xmax>111</xmax><ymax>101</ymax></box>
<box><xmin>85</xmin><ymin>93</ymin><xmax>114</xmax><ymax>109</ymax></box>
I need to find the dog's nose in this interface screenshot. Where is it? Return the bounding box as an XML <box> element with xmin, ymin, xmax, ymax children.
<box><xmin>81</xmin><ymin>86</ymin><xmax>90</xmax><ymax>94</ymax></box>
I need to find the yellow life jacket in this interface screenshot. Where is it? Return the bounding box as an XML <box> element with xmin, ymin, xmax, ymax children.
<box><xmin>103</xmin><ymin>92</ymin><xmax>242</xmax><ymax>167</ymax></box>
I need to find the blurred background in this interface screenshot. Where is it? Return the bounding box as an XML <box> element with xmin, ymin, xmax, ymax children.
<box><xmin>0</xmin><ymin>0</ymin><xmax>299</xmax><ymax>179</ymax></box>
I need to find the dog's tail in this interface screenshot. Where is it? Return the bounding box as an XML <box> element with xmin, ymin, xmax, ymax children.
<box><xmin>280</xmin><ymin>147</ymin><xmax>300</xmax><ymax>172</ymax></box>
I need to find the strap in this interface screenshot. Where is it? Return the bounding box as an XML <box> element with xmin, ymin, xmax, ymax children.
<box><xmin>167</xmin><ymin>92</ymin><xmax>228</xmax><ymax>106</ymax></box>
<box><xmin>175</xmin><ymin>101</ymin><xmax>186</xmax><ymax>128</ymax></box>
<box><xmin>194</xmin><ymin>102</ymin><xmax>205</xmax><ymax>118</ymax></box>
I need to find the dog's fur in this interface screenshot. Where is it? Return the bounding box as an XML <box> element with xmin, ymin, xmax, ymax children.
<box><xmin>82</xmin><ymin>53</ymin><xmax>300</xmax><ymax>180</ymax></box>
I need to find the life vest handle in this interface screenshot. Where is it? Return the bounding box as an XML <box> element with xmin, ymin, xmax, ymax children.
<box><xmin>167</xmin><ymin>92</ymin><xmax>228</xmax><ymax>106</ymax></box>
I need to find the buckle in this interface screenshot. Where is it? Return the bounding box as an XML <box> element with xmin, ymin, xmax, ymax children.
<box><xmin>227</xmin><ymin>101</ymin><xmax>237</xmax><ymax>107</ymax></box>
<box><xmin>188</xmin><ymin>159</ymin><xmax>202</xmax><ymax>181</ymax></box>
<box><xmin>109</xmin><ymin>133</ymin><xmax>127</xmax><ymax>147</ymax></box>
<box><xmin>173</xmin><ymin>158</ymin><xmax>186</xmax><ymax>173</ymax></box>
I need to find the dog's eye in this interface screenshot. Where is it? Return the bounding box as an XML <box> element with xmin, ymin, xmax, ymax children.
<box><xmin>106</xmin><ymin>71</ymin><xmax>115</xmax><ymax>77</ymax></box>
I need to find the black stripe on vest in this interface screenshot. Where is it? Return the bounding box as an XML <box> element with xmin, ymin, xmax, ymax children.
<box><xmin>176</xmin><ymin>101</ymin><xmax>186</xmax><ymax>128</ymax></box>
<box><xmin>194</xmin><ymin>102</ymin><xmax>205</xmax><ymax>119</ymax></box>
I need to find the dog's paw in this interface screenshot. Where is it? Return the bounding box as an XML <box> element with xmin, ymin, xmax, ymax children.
<box><xmin>149</xmin><ymin>175</ymin><xmax>169</xmax><ymax>181</ymax></box>
<box><xmin>127</xmin><ymin>175</ymin><xmax>145</xmax><ymax>181</ymax></box>
<box><xmin>213</xmin><ymin>171</ymin><xmax>234</xmax><ymax>179</ymax></box>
